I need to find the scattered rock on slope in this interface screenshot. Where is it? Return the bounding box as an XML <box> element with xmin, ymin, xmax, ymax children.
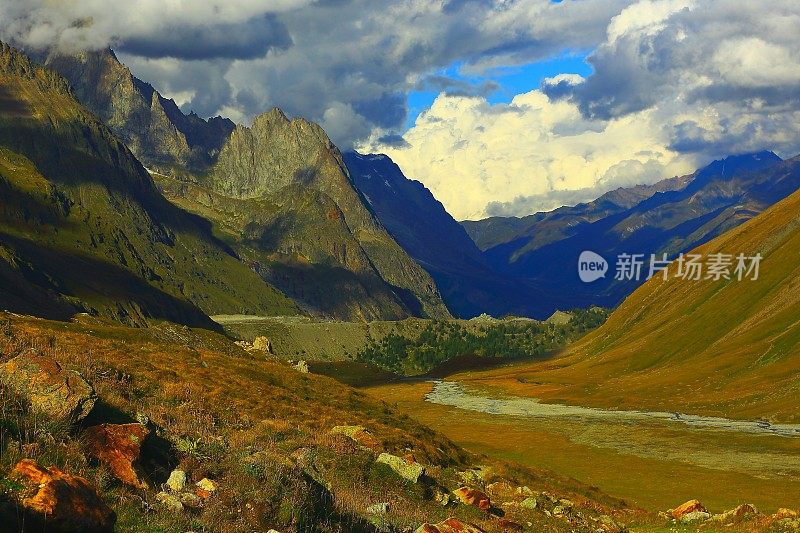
<box><xmin>84</xmin><ymin>423</ymin><xmax>150</xmax><ymax>489</ymax></box>
<box><xmin>453</xmin><ymin>486</ymin><xmax>491</xmax><ymax>511</ymax></box>
<box><xmin>9</xmin><ymin>458</ymin><xmax>115</xmax><ymax>532</ymax></box>
<box><xmin>713</xmin><ymin>503</ymin><xmax>759</xmax><ymax>522</ymax></box>
<box><xmin>166</xmin><ymin>469</ymin><xmax>187</xmax><ymax>492</ymax></box>
<box><xmin>415</xmin><ymin>517</ymin><xmax>485</xmax><ymax>533</ymax></box>
<box><xmin>329</xmin><ymin>425</ymin><xmax>380</xmax><ymax>449</ymax></box>
<box><xmin>376</xmin><ymin>452</ymin><xmax>425</xmax><ymax>483</ymax></box>
<box><xmin>0</xmin><ymin>350</ymin><xmax>96</xmax><ymax>422</ymax></box>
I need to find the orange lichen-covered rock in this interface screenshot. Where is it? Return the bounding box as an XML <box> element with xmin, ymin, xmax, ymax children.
<box><xmin>0</xmin><ymin>350</ymin><xmax>96</xmax><ymax>422</ymax></box>
<box><xmin>671</xmin><ymin>499</ymin><xmax>708</xmax><ymax>519</ymax></box>
<box><xmin>415</xmin><ymin>517</ymin><xmax>485</xmax><ymax>533</ymax></box>
<box><xmin>453</xmin><ymin>486</ymin><xmax>491</xmax><ymax>511</ymax></box>
<box><xmin>84</xmin><ymin>423</ymin><xmax>150</xmax><ymax>489</ymax></box>
<box><xmin>10</xmin><ymin>458</ymin><xmax>115</xmax><ymax>532</ymax></box>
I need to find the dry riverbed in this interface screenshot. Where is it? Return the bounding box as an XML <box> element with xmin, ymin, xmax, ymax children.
<box><xmin>366</xmin><ymin>379</ymin><xmax>800</xmax><ymax>513</ymax></box>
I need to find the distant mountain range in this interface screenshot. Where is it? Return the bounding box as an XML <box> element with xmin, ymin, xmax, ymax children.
<box><xmin>462</xmin><ymin>174</ymin><xmax>694</xmax><ymax>252</ymax></box>
<box><xmin>512</xmin><ymin>170</ymin><xmax>800</xmax><ymax>420</ymax></box>
<box><xmin>461</xmin><ymin>151</ymin><xmax>800</xmax><ymax>316</ymax></box>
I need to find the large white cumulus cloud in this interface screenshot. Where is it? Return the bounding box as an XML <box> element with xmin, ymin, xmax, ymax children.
<box><xmin>362</xmin><ymin>90</ymin><xmax>698</xmax><ymax>219</ymax></box>
<box><xmin>366</xmin><ymin>0</ymin><xmax>800</xmax><ymax>218</ymax></box>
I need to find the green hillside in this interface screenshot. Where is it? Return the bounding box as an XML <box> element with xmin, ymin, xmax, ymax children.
<box><xmin>0</xmin><ymin>42</ymin><xmax>298</xmax><ymax>326</ymax></box>
<box><xmin>37</xmin><ymin>48</ymin><xmax>451</xmax><ymax>322</ymax></box>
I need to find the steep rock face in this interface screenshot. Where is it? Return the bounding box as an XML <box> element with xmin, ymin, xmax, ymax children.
<box><xmin>32</xmin><ymin>48</ymin><xmax>233</xmax><ymax>169</ymax></box>
<box><xmin>346</xmin><ymin>152</ymin><xmax>544</xmax><ymax>318</ymax></box>
<box><xmin>185</xmin><ymin>109</ymin><xmax>450</xmax><ymax>320</ymax></box>
<box><xmin>0</xmin><ymin>42</ymin><xmax>297</xmax><ymax>325</ymax></box>
<box><xmin>37</xmin><ymin>48</ymin><xmax>448</xmax><ymax>320</ymax></box>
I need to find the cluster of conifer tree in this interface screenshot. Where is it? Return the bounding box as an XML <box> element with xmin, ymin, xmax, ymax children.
<box><xmin>358</xmin><ymin>308</ymin><xmax>609</xmax><ymax>374</ymax></box>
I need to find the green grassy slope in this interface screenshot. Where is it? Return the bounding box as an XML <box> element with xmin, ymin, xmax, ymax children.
<box><xmin>0</xmin><ymin>42</ymin><xmax>298</xmax><ymax>326</ymax></box>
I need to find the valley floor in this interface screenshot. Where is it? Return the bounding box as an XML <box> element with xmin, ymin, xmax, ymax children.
<box><xmin>365</xmin><ymin>373</ymin><xmax>800</xmax><ymax>515</ymax></box>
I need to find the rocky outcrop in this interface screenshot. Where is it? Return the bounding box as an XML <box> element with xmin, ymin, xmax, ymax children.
<box><xmin>33</xmin><ymin>47</ymin><xmax>233</xmax><ymax>170</ymax></box>
<box><xmin>9</xmin><ymin>458</ymin><xmax>115</xmax><ymax>532</ymax></box>
<box><xmin>252</xmin><ymin>336</ymin><xmax>273</xmax><ymax>353</ymax></box>
<box><xmin>712</xmin><ymin>503</ymin><xmax>758</xmax><ymax>522</ymax></box>
<box><xmin>330</xmin><ymin>425</ymin><xmax>380</xmax><ymax>449</ymax></box>
<box><xmin>0</xmin><ymin>351</ymin><xmax>96</xmax><ymax>422</ymax></box>
<box><xmin>670</xmin><ymin>499</ymin><xmax>708</xmax><ymax>520</ymax></box>
<box><xmin>84</xmin><ymin>423</ymin><xmax>150</xmax><ymax>488</ymax></box>
<box><xmin>452</xmin><ymin>486</ymin><xmax>491</xmax><ymax>511</ymax></box>
<box><xmin>376</xmin><ymin>452</ymin><xmax>425</xmax><ymax>483</ymax></box>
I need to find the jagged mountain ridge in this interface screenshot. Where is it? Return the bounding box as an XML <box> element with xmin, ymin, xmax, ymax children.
<box><xmin>33</xmin><ymin>47</ymin><xmax>450</xmax><ymax>321</ymax></box>
<box><xmin>202</xmin><ymin>109</ymin><xmax>450</xmax><ymax>319</ymax></box>
<box><xmin>32</xmin><ymin>48</ymin><xmax>234</xmax><ymax>170</ymax></box>
<box><xmin>462</xmin><ymin>173</ymin><xmax>694</xmax><ymax>253</ymax></box>
<box><xmin>156</xmin><ymin>109</ymin><xmax>450</xmax><ymax>320</ymax></box>
<box><xmin>0</xmin><ymin>42</ymin><xmax>298</xmax><ymax>326</ymax></box>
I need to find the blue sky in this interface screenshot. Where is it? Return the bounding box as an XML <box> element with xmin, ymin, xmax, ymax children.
<box><xmin>405</xmin><ymin>52</ymin><xmax>594</xmax><ymax>129</ymax></box>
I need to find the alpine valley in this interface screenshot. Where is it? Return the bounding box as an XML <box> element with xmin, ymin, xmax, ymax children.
<box><xmin>0</xmin><ymin>31</ymin><xmax>799</xmax><ymax>533</ymax></box>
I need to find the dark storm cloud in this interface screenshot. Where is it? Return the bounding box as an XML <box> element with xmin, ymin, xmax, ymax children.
<box><xmin>561</xmin><ymin>0</ymin><xmax>800</xmax><ymax>159</ymax></box>
<box><xmin>0</xmin><ymin>0</ymin><xmax>637</xmax><ymax>146</ymax></box>
<box><xmin>353</xmin><ymin>92</ymin><xmax>407</xmax><ymax>129</ymax></box>
<box><xmin>118</xmin><ymin>14</ymin><xmax>292</xmax><ymax>60</ymax></box>
<box><xmin>376</xmin><ymin>134</ymin><xmax>411</xmax><ymax>149</ymax></box>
